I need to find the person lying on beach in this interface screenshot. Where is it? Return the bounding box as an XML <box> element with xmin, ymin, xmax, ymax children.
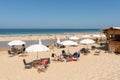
<box><xmin>8</xmin><ymin>46</ymin><xmax>21</xmax><ymax>56</ymax></box>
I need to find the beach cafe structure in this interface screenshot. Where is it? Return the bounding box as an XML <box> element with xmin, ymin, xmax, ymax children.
<box><xmin>103</xmin><ymin>27</ymin><xmax>120</xmax><ymax>53</ymax></box>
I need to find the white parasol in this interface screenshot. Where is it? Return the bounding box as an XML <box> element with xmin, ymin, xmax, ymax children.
<box><xmin>8</xmin><ymin>40</ymin><xmax>26</xmax><ymax>46</ymax></box>
<box><xmin>69</xmin><ymin>36</ymin><xmax>79</xmax><ymax>40</ymax></box>
<box><xmin>80</xmin><ymin>39</ymin><xmax>95</xmax><ymax>45</ymax></box>
<box><xmin>60</xmin><ymin>40</ymin><xmax>78</xmax><ymax>46</ymax></box>
<box><xmin>80</xmin><ymin>39</ymin><xmax>95</xmax><ymax>49</ymax></box>
<box><xmin>26</xmin><ymin>44</ymin><xmax>49</xmax><ymax>52</ymax></box>
<box><xmin>26</xmin><ymin>44</ymin><xmax>49</xmax><ymax>59</ymax></box>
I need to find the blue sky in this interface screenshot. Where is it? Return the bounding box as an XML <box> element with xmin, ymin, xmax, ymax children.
<box><xmin>0</xmin><ymin>0</ymin><xmax>120</xmax><ymax>29</ymax></box>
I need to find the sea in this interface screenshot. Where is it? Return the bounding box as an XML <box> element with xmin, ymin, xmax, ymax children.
<box><xmin>0</xmin><ymin>28</ymin><xmax>101</xmax><ymax>36</ymax></box>
<box><xmin>0</xmin><ymin>28</ymin><xmax>101</xmax><ymax>49</ymax></box>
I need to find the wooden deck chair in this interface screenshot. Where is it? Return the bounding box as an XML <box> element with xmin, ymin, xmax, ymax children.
<box><xmin>23</xmin><ymin>59</ymin><xmax>32</xmax><ymax>69</ymax></box>
<box><xmin>8</xmin><ymin>50</ymin><xmax>16</xmax><ymax>57</ymax></box>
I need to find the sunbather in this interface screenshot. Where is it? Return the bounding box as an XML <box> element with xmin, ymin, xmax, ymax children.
<box><xmin>61</xmin><ymin>50</ymin><xmax>71</xmax><ymax>59</ymax></box>
<box><xmin>61</xmin><ymin>50</ymin><xmax>66</xmax><ymax>56</ymax></box>
<box><xmin>72</xmin><ymin>50</ymin><xmax>80</xmax><ymax>59</ymax></box>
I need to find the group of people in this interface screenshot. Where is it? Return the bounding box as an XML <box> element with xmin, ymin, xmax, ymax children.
<box><xmin>8</xmin><ymin>44</ymin><xmax>26</xmax><ymax>56</ymax></box>
<box><xmin>52</xmin><ymin>50</ymin><xmax>80</xmax><ymax>62</ymax></box>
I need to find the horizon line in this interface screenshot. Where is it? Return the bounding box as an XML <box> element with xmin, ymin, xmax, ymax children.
<box><xmin>0</xmin><ymin>28</ymin><xmax>103</xmax><ymax>29</ymax></box>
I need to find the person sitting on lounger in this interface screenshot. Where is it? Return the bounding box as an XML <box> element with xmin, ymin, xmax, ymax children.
<box><xmin>72</xmin><ymin>50</ymin><xmax>80</xmax><ymax>59</ymax></box>
<box><xmin>66</xmin><ymin>50</ymin><xmax>72</xmax><ymax>57</ymax></box>
<box><xmin>11</xmin><ymin>45</ymin><xmax>18</xmax><ymax>53</ymax></box>
<box><xmin>61</xmin><ymin>50</ymin><xmax>67</xmax><ymax>59</ymax></box>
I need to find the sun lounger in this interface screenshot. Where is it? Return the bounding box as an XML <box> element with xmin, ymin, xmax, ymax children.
<box><xmin>23</xmin><ymin>59</ymin><xmax>32</xmax><ymax>69</ymax></box>
<box><xmin>94</xmin><ymin>49</ymin><xmax>101</xmax><ymax>55</ymax></box>
<box><xmin>32</xmin><ymin>58</ymin><xmax>50</xmax><ymax>73</ymax></box>
<box><xmin>8</xmin><ymin>50</ymin><xmax>13</xmax><ymax>57</ymax></box>
<box><xmin>32</xmin><ymin>58</ymin><xmax>50</xmax><ymax>69</ymax></box>
<box><xmin>8</xmin><ymin>50</ymin><xmax>18</xmax><ymax>56</ymax></box>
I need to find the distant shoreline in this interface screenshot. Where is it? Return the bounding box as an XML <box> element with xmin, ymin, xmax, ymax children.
<box><xmin>0</xmin><ymin>32</ymin><xmax>100</xmax><ymax>37</ymax></box>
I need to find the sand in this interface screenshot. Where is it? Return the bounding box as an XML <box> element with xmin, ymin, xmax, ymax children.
<box><xmin>0</xmin><ymin>34</ymin><xmax>119</xmax><ymax>80</ymax></box>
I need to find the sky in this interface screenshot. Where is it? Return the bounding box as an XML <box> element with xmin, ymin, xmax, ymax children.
<box><xmin>0</xmin><ymin>0</ymin><xmax>120</xmax><ymax>29</ymax></box>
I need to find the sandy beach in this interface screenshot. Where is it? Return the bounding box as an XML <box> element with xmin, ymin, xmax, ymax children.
<box><xmin>1</xmin><ymin>0</ymin><xmax>120</xmax><ymax>79</ymax></box>
<box><xmin>0</xmin><ymin>33</ymin><xmax>119</xmax><ymax>80</ymax></box>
